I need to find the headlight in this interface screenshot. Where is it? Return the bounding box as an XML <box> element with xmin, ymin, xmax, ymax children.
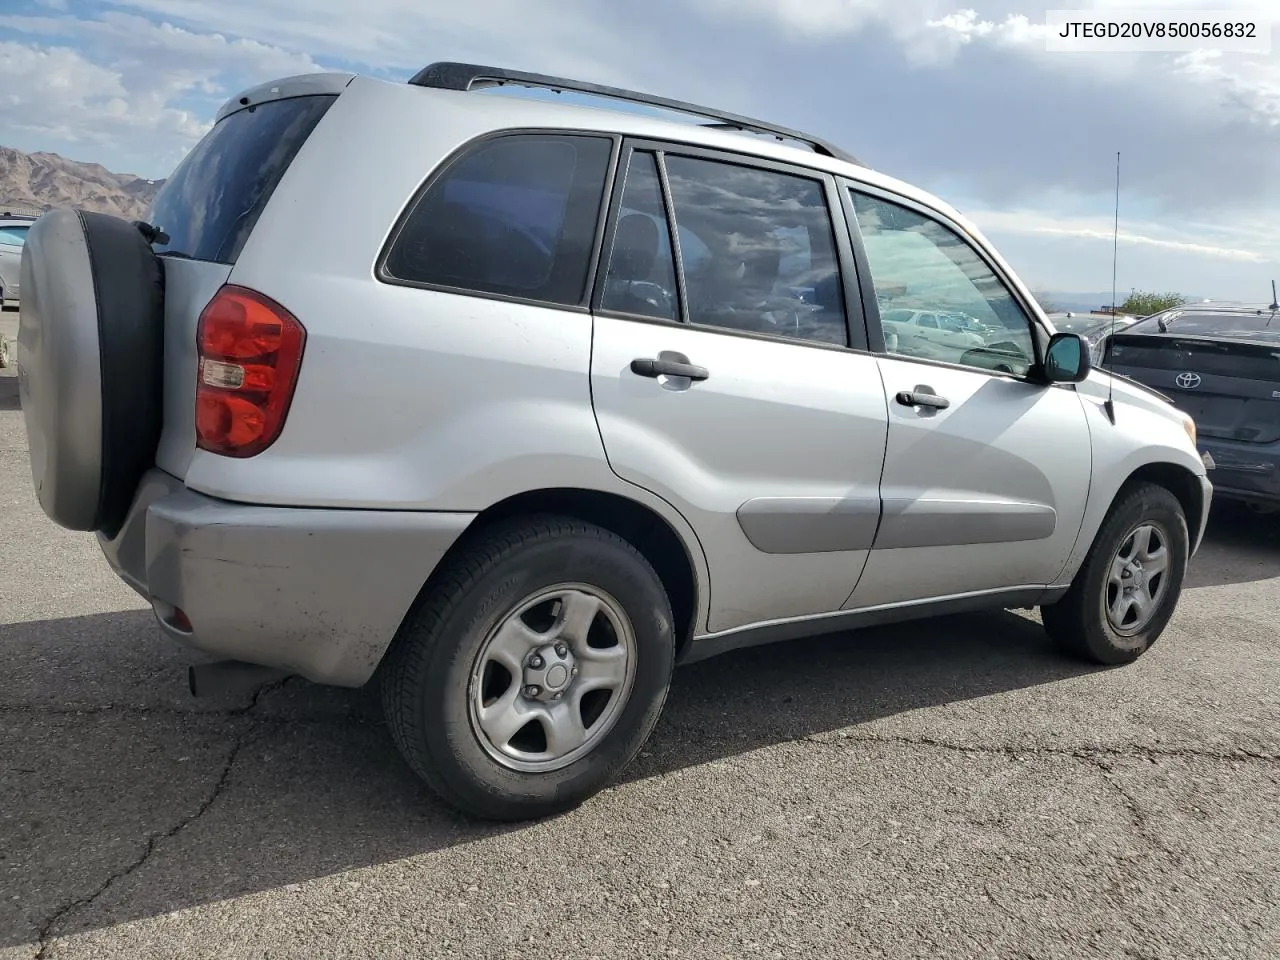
<box><xmin>1182</xmin><ymin>413</ymin><xmax>1197</xmax><ymax>447</ymax></box>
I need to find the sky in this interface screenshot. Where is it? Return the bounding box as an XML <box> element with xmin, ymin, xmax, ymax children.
<box><xmin>0</xmin><ymin>0</ymin><xmax>1277</xmax><ymax>299</ymax></box>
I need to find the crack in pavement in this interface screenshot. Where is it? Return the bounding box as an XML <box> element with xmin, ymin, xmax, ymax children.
<box><xmin>0</xmin><ymin>678</ymin><xmax>382</xmax><ymax>727</ymax></box>
<box><xmin>10</xmin><ymin>707</ymin><xmax>1274</xmax><ymax>761</ymax></box>
<box><xmin>804</xmin><ymin>730</ymin><xmax>1194</xmax><ymax>874</ymax></box>
<box><xmin>0</xmin><ymin>702</ymin><xmax>379</xmax><ymax>725</ymax></box>
<box><xmin>796</xmin><ymin>731</ymin><xmax>1279</xmax><ymax>765</ymax></box>
<box><xmin>30</xmin><ymin>681</ymin><xmax>282</xmax><ymax>959</ymax></box>
<box><xmin>1071</xmin><ymin>753</ymin><xmax>1178</xmax><ymax>857</ymax></box>
<box><xmin>16</xmin><ymin>695</ymin><xmax>1275</xmax><ymax>954</ymax></box>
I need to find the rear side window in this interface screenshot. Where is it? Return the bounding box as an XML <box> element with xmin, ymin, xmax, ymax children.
<box><xmin>383</xmin><ymin>134</ymin><xmax>613</xmax><ymax>306</ymax></box>
<box><xmin>662</xmin><ymin>154</ymin><xmax>849</xmax><ymax>346</ymax></box>
<box><xmin>600</xmin><ymin>151</ymin><xmax>679</xmax><ymax>321</ymax></box>
<box><xmin>149</xmin><ymin>94</ymin><xmax>337</xmax><ymax>264</ymax></box>
<box><xmin>0</xmin><ymin>226</ymin><xmax>28</xmax><ymax>246</ymax></box>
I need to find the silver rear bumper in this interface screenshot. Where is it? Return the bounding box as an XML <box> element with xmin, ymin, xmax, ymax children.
<box><xmin>99</xmin><ymin>469</ymin><xmax>475</xmax><ymax>686</ymax></box>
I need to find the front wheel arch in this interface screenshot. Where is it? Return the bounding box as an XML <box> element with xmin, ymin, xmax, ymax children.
<box><xmin>1114</xmin><ymin>462</ymin><xmax>1206</xmax><ymax>551</ymax></box>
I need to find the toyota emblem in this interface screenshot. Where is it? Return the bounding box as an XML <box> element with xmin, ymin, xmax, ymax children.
<box><xmin>1175</xmin><ymin>372</ymin><xmax>1202</xmax><ymax>389</ymax></box>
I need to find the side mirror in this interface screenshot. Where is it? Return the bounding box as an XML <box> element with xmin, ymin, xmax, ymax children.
<box><xmin>1043</xmin><ymin>332</ymin><xmax>1091</xmax><ymax>384</ymax></box>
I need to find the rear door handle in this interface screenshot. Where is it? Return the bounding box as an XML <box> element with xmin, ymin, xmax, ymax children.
<box><xmin>630</xmin><ymin>357</ymin><xmax>710</xmax><ymax>382</ymax></box>
<box><xmin>895</xmin><ymin>388</ymin><xmax>950</xmax><ymax>410</ymax></box>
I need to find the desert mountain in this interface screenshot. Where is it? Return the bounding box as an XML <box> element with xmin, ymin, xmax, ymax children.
<box><xmin>0</xmin><ymin>146</ymin><xmax>163</xmax><ymax>221</ymax></box>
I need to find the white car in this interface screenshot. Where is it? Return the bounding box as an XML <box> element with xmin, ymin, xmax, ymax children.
<box><xmin>0</xmin><ymin>215</ymin><xmax>35</xmax><ymax>307</ymax></box>
<box><xmin>880</xmin><ymin>308</ymin><xmax>986</xmax><ymax>358</ymax></box>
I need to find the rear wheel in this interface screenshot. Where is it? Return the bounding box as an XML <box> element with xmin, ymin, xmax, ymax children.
<box><xmin>1042</xmin><ymin>482</ymin><xmax>1188</xmax><ymax>665</ymax></box>
<box><xmin>381</xmin><ymin>515</ymin><xmax>675</xmax><ymax>821</ymax></box>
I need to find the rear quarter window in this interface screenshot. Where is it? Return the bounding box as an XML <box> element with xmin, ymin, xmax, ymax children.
<box><xmin>148</xmin><ymin>94</ymin><xmax>337</xmax><ymax>264</ymax></box>
<box><xmin>382</xmin><ymin>134</ymin><xmax>614</xmax><ymax>306</ymax></box>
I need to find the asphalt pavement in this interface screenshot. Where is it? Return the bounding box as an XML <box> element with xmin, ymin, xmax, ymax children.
<box><xmin>1</xmin><ymin>307</ymin><xmax>1277</xmax><ymax>959</ymax></box>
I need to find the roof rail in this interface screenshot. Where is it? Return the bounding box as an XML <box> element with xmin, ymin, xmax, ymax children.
<box><xmin>408</xmin><ymin>61</ymin><xmax>861</xmax><ymax>166</ymax></box>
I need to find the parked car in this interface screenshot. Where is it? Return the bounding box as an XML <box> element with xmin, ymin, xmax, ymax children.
<box><xmin>1103</xmin><ymin>300</ymin><xmax>1280</xmax><ymax>512</ymax></box>
<box><xmin>0</xmin><ymin>214</ymin><xmax>35</xmax><ymax>308</ymax></box>
<box><xmin>18</xmin><ymin>62</ymin><xmax>1211</xmax><ymax>821</ymax></box>
<box><xmin>1047</xmin><ymin>311</ymin><xmax>1139</xmax><ymax>364</ymax></box>
<box><xmin>880</xmin><ymin>308</ymin><xmax>986</xmax><ymax>359</ymax></box>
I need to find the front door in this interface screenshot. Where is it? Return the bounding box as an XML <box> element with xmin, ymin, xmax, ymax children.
<box><xmin>589</xmin><ymin>146</ymin><xmax>890</xmax><ymax>634</ymax></box>
<box><xmin>844</xmin><ymin>186</ymin><xmax>1093</xmax><ymax>608</ymax></box>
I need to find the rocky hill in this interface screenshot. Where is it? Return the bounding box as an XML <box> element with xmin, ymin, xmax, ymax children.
<box><xmin>0</xmin><ymin>146</ymin><xmax>163</xmax><ymax>220</ymax></box>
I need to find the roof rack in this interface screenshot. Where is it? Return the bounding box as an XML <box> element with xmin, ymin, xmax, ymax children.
<box><xmin>408</xmin><ymin>61</ymin><xmax>861</xmax><ymax>166</ymax></box>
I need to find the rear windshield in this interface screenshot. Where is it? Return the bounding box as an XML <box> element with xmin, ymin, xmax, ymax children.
<box><xmin>148</xmin><ymin>94</ymin><xmax>337</xmax><ymax>264</ymax></box>
<box><xmin>1132</xmin><ymin>310</ymin><xmax>1280</xmax><ymax>341</ymax></box>
<box><xmin>1107</xmin><ymin>335</ymin><xmax>1280</xmax><ymax>380</ymax></box>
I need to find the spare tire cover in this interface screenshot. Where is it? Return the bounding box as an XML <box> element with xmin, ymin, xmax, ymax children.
<box><xmin>18</xmin><ymin>209</ymin><xmax>164</xmax><ymax>537</ymax></box>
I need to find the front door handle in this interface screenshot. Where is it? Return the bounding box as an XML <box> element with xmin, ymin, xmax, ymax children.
<box><xmin>630</xmin><ymin>357</ymin><xmax>710</xmax><ymax>382</ymax></box>
<box><xmin>895</xmin><ymin>387</ymin><xmax>950</xmax><ymax>410</ymax></box>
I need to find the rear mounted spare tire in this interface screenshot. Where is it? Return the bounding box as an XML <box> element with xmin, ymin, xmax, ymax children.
<box><xmin>18</xmin><ymin>209</ymin><xmax>164</xmax><ymax>537</ymax></box>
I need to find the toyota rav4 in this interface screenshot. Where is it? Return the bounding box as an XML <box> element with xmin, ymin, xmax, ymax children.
<box><xmin>17</xmin><ymin>63</ymin><xmax>1212</xmax><ymax>820</ymax></box>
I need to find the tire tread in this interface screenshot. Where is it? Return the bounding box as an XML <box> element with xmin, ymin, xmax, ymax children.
<box><xmin>1042</xmin><ymin>481</ymin><xmax>1187</xmax><ymax>665</ymax></box>
<box><xmin>380</xmin><ymin>514</ymin><xmax>666</xmax><ymax>817</ymax></box>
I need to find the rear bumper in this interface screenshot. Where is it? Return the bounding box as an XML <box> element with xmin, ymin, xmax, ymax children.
<box><xmin>1199</xmin><ymin>437</ymin><xmax>1280</xmax><ymax>507</ymax></box>
<box><xmin>99</xmin><ymin>469</ymin><xmax>475</xmax><ymax>687</ymax></box>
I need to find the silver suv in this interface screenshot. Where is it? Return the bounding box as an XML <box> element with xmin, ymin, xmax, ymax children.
<box><xmin>18</xmin><ymin>63</ymin><xmax>1212</xmax><ymax>821</ymax></box>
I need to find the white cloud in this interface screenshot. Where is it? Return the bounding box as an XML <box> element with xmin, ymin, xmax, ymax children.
<box><xmin>700</xmin><ymin>0</ymin><xmax>889</xmax><ymax>35</ymax></box>
<box><xmin>0</xmin><ymin>10</ymin><xmax>322</xmax><ymax>171</ymax></box>
<box><xmin>926</xmin><ymin>9</ymin><xmax>1046</xmax><ymax>46</ymax></box>
<box><xmin>0</xmin><ymin>40</ymin><xmax>202</xmax><ymax>147</ymax></box>
<box><xmin>968</xmin><ymin>208</ymin><xmax>1271</xmax><ymax>262</ymax></box>
<box><xmin>1177</xmin><ymin>49</ymin><xmax>1280</xmax><ymax>124</ymax></box>
<box><xmin>704</xmin><ymin>0</ymin><xmax>1280</xmax><ymax>122</ymax></box>
<box><xmin>0</xmin><ymin>0</ymin><xmax>1274</xmax><ymax>296</ymax></box>
<box><xmin>98</xmin><ymin>0</ymin><xmax>648</xmax><ymax>85</ymax></box>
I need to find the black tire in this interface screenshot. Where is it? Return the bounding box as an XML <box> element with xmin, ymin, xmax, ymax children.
<box><xmin>380</xmin><ymin>515</ymin><xmax>676</xmax><ymax>821</ymax></box>
<box><xmin>1041</xmin><ymin>482</ymin><xmax>1189</xmax><ymax>665</ymax></box>
<box><xmin>18</xmin><ymin>209</ymin><xmax>164</xmax><ymax>536</ymax></box>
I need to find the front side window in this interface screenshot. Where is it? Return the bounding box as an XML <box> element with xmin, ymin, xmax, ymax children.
<box><xmin>661</xmin><ymin>154</ymin><xmax>848</xmax><ymax>347</ymax></box>
<box><xmin>384</xmin><ymin>134</ymin><xmax>613</xmax><ymax>306</ymax></box>
<box><xmin>851</xmin><ymin>190</ymin><xmax>1036</xmax><ymax>376</ymax></box>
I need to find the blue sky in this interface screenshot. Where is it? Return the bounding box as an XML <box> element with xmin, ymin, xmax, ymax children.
<box><xmin>1</xmin><ymin>0</ymin><xmax>1277</xmax><ymax>299</ymax></box>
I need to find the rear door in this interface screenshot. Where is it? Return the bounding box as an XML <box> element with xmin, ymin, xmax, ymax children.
<box><xmin>843</xmin><ymin>184</ymin><xmax>1093</xmax><ymax>608</ymax></box>
<box><xmin>589</xmin><ymin>144</ymin><xmax>889</xmax><ymax>634</ymax></box>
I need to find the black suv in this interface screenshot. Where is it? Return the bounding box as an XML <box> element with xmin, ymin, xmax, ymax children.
<box><xmin>1105</xmin><ymin>300</ymin><xmax>1280</xmax><ymax>511</ymax></box>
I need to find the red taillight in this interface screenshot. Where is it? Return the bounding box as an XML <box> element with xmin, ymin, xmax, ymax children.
<box><xmin>195</xmin><ymin>285</ymin><xmax>305</xmax><ymax>458</ymax></box>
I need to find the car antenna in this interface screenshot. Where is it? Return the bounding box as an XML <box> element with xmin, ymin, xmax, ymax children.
<box><xmin>1268</xmin><ymin>280</ymin><xmax>1278</xmax><ymax>326</ymax></box>
<box><xmin>1103</xmin><ymin>150</ymin><xmax>1120</xmax><ymax>425</ymax></box>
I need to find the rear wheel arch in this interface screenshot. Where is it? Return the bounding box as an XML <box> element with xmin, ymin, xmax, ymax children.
<box><xmin>396</xmin><ymin>488</ymin><xmax>703</xmax><ymax>662</ymax></box>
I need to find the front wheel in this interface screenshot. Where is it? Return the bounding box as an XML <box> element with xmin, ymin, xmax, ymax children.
<box><xmin>381</xmin><ymin>516</ymin><xmax>676</xmax><ymax>821</ymax></box>
<box><xmin>1042</xmin><ymin>482</ymin><xmax>1189</xmax><ymax>665</ymax></box>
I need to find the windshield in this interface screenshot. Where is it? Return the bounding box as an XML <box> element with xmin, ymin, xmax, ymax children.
<box><xmin>1133</xmin><ymin>309</ymin><xmax>1280</xmax><ymax>342</ymax></box>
